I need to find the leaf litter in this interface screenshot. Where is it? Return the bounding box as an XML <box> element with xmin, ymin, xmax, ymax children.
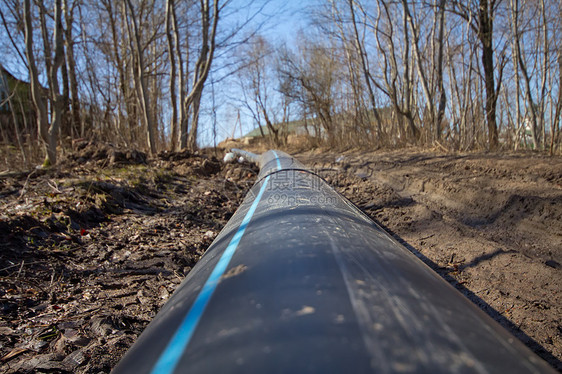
<box><xmin>0</xmin><ymin>142</ymin><xmax>257</xmax><ymax>373</ymax></box>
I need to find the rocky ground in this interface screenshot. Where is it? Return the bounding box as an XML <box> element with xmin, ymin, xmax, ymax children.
<box><xmin>298</xmin><ymin>148</ymin><xmax>562</xmax><ymax>371</ymax></box>
<box><xmin>0</xmin><ymin>144</ymin><xmax>561</xmax><ymax>372</ymax></box>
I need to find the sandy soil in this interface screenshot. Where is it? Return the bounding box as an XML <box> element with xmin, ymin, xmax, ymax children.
<box><xmin>0</xmin><ymin>144</ymin><xmax>560</xmax><ymax>372</ymax></box>
<box><xmin>298</xmin><ymin>148</ymin><xmax>562</xmax><ymax>370</ymax></box>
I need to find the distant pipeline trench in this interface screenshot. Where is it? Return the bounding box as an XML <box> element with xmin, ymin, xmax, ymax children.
<box><xmin>113</xmin><ymin>150</ymin><xmax>555</xmax><ymax>374</ymax></box>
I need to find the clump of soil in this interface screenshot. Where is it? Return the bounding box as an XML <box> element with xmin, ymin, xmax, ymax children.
<box><xmin>0</xmin><ymin>143</ymin><xmax>257</xmax><ymax>373</ymax></box>
<box><xmin>299</xmin><ymin>148</ymin><xmax>562</xmax><ymax>370</ymax></box>
<box><xmin>62</xmin><ymin>140</ymin><xmax>148</xmax><ymax>167</ymax></box>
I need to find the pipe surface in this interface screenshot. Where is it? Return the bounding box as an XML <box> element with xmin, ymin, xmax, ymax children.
<box><xmin>230</xmin><ymin>148</ymin><xmax>260</xmax><ymax>164</ymax></box>
<box><xmin>113</xmin><ymin>150</ymin><xmax>555</xmax><ymax>374</ymax></box>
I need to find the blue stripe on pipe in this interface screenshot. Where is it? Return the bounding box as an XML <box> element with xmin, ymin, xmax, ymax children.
<box><xmin>272</xmin><ymin>150</ymin><xmax>282</xmax><ymax>170</ymax></box>
<box><xmin>150</xmin><ymin>175</ymin><xmax>272</xmax><ymax>374</ymax></box>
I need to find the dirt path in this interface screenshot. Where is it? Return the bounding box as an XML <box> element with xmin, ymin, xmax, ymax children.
<box><xmin>298</xmin><ymin>148</ymin><xmax>562</xmax><ymax>370</ymax></box>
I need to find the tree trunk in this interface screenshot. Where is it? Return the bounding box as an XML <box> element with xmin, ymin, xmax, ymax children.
<box><xmin>173</xmin><ymin>1</ymin><xmax>187</xmax><ymax>152</ymax></box>
<box><xmin>516</xmin><ymin>24</ymin><xmax>539</xmax><ymax>149</ymax></box>
<box><xmin>183</xmin><ymin>0</ymin><xmax>219</xmax><ymax>151</ymax></box>
<box><xmin>187</xmin><ymin>89</ymin><xmax>202</xmax><ymax>151</ymax></box>
<box><xmin>24</xmin><ymin>0</ymin><xmax>48</xmax><ymax>162</ymax></box>
<box><xmin>401</xmin><ymin>2</ymin><xmax>419</xmax><ymax>141</ymax></box>
<box><xmin>125</xmin><ymin>0</ymin><xmax>156</xmax><ymax>155</ymax></box>
<box><xmin>403</xmin><ymin>0</ymin><xmax>435</xmax><ymax>138</ymax></box>
<box><xmin>104</xmin><ymin>0</ymin><xmax>132</xmax><ymax>142</ymax></box>
<box><xmin>348</xmin><ymin>0</ymin><xmax>382</xmax><ymax>136</ymax></box>
<box><xmin>509</xmin><ymin>0</ymin><xmax>523</xmax><ymax>150</ymax></box>
<box><xmin>435</xmin><ymin>0</ymin><xmax>447</xmax><ymax>141</ymax></box>
<box><xmin>479</xmin><ymin>0</ymin><xmax>499</xmax><ymax>150</ymax></box>
<box><xmin>4</xmin><ymin>75</ymin><xmax>28</xmax><ymax>165</ymax></box>
<box><xmin>60</xmin><ymin>53</ymin><xmax>71</xmax><ymax>140</ymax></box>
<box><xmin>166</xmin><ymin>0</ymin><xmax>178</xmax><ymax>151</ymax></box>
<box><xmin>46</xmin><ymin>0</ymin><xmax>65</xmax><ymax>165</ymax></box>
<box><xmin>64</xmin><ymin>0</ymin><xmax>81</xmax><ymax>140</ymax></box>
<box><xmin>550</xmin><ymin>21</ymin><xmax>562</xmax><ymax>155</ymax></box>
<box><xmin>24</xmin><ymin>0</ymin><xmax>60</xmax><ymax>166</ymax></box>
<box><xmin>261</xmin><ymin>104</ymin><xmax>279</xmax><ymax>146</ymax></box>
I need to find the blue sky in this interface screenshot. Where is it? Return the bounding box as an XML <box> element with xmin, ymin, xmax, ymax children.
<box><xmin>259</xmin><ymin>0</ymin><xmax>313</xmax><ymax>44</ymax></box>
<box><xmin>0</xmin><ymin>0</ymin><xmax>317</xmax><ymax>147</ymax></box>
<box><xmin>199</xmin><ymin>0</ymin><xmax>317</xmax><ymax>146</ymax></box>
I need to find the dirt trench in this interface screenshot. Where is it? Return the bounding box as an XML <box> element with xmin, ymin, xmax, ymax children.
<box><xmin>298</xmin><ymin>148</ymin><xmax>562</xmax><ymax>370</ymax></box>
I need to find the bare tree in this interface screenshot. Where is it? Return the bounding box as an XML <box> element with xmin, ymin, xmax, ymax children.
<box><xmin>402</xmin><ymin>0</ymin><xmax>435</xmax><ymax>139</ymax></box>
<box><xmin>237</xmin><ymin>35</ymin><xmax>281</xmax><ymax>145</ymax></box>
<box><xmin>24</xmin><ymin>0</ymin><xmax>65</xmax><ymax>166</ymax></box>
<box><xmin>434</xmin><ymin>0</ymin><xmax>447</xmax><ymax>141</ymax></box>
<box><xmin>172</xmin><ymin>0</ymin><xmax>187</xmax><ymax>152</ymax></box>
<box><xmin>452</xmin><ymin>0</ymin><xmax>505</xmax><ymax>150</ymax></box>
<box><xmin>124</xmin><ymin>0</ymin><xmax>156</xmax><ymax>155</ymax></box>
<box><xmin>182</xmin><ymin>0</ymin><xmax>221</xmax><ymax>151</ymax></box>
<box><xmin>278</xmin><ymin>40</ymin><xmax>340</xmax><ymax>144</ymax></box>
<box><xmin>166</xmin><ymin>0</ymin><xmax>179</xmax><ymax>151</ymax></box>
<box><xmin>509</xmin><ymin>0</ymin><xmax>524</xmax><ymax>149</ymax></box>
<box><xmin>63</xmin><ymin>0</ymin><xmax>81</xmax><ymax>139</ymax></box>
<box><xmin>346</xmin><ymin>0</ymin><xmax>383</xmax><ymax>138</ymax></box>
<box><xmin>372</xmin><ymin>0</ymin><xmax>420</xmax><ymax>141</ymax></box>
<box><xmin>511</xmin><ymin>0</ymin><xmax>540</xmax><ymax>149</ymax></box>
<box><xmin>479</xmin><ymin>0</ymin><xmax>502</xmax><ymax>149</ymax></box>
<box><xmin>551</xmin><ymin>7</ymin><xmax>562</xmax><ymax>154</ymax></box>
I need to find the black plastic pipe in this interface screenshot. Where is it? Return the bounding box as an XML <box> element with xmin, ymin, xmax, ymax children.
<box><xmin>113</xmin><ymin>150</ymin><xmax>555</xmax><ymax>373</ymax></box>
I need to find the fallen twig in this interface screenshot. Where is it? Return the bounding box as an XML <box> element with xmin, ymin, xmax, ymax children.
<box><xmin>18</xmin><ymin>168</ymin><xmax>38</xmax><ymax>199</ymax></box>
<box><xmin>46</xmin><ymin>179</ymin><xmax>62</xmax><ymax>194</ymax></box>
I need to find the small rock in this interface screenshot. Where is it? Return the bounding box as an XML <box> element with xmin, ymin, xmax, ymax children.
<box><xmin>62</xmin><ymin>349</ymin><xmax>87</xmax><ymax>369</ymax></box>
<box><xmin>0</xmin><ymin>326</ymin><xmax>15</xmax><ymax>335</ymax></box>
<box><xmin>223</xmin><ymin>152</ymin><xmax>236</xmax><ymax>163</ymax></box>
<box><xmin>158</xmin><ymin>286</ymin><xmax>170</xmax><ymax>300</ymax></box>
<box><xmin>16</xmin><ymin>353</ymin><xmax>66</xmax><ymax>371</ymax></box>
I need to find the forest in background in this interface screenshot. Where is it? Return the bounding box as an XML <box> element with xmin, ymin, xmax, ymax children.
<box><xmin>0</xmin><ymin>0</ymin><xmax>561</xmax><ymax>170</ymax></box>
